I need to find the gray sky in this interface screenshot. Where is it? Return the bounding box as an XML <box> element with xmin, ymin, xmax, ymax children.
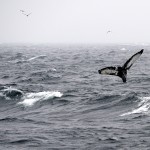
<box><xmin>0</xmin><ymin>0</ymin><xmax>150</xmax><ymax>44</ymax></box>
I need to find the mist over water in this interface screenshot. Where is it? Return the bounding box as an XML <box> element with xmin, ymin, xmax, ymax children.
<box><xmin>0</xmin><ymin>44</ymin><xmax>150</xmax><ymax>149</ymax></box>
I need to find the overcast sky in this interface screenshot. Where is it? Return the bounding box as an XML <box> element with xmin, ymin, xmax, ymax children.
<box><xmin>0</xmin><ymin>0</ymin><xmax>150</xmax><ymax>44</ymax></box>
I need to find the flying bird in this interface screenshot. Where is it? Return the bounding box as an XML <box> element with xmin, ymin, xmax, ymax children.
<box><xmin>98</xmin><ymin>49</ymin><xmax>144</xmax><ymax>83</ymax></box>
<box><xmin>22</xmin><ymin>12</ymin><xmax>32</xmax><ymax>17</ymax></box>
<box><xmin>20</xmin><ymin>10</ymin><xmax>32</xmax><ymax>17</ymax></box>
<box><xmin>107</xmin><ymin>30</ymin><xmax>111</xmax><ymax>34</ymax></box>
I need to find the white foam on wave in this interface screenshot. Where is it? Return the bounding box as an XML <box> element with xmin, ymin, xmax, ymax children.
<box><xmin>51</xmin><ymin>68</ymin><xmax>57</xmax><ymax>72</ymax></box>
<box><xmin>1</xmin><ymin>87</ymin><xmax>24</xmax><ymax>98</ymax></box>
<box><xmin>120</xmin><ymin>48</ymin><xmax>126</xmax><ymax>51</ymax></box>
<box><xmin>18</xmin><ymin>91</ymin><xmax>63</xmax><ymax>107</ymax></box>
<box><xmin>121</xmin><ymin>97</ymin><xmax>150</xmax><ymax>116</ymax></box>
<box><xmin>27</xmin><ymin>55</ymin><xmax>47</xmax><ymax>61</ymax></box>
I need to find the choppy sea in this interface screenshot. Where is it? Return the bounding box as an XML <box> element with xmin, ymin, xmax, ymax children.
<box><xmin>0</xmin><ymin>43</ymin><xmax>150</xmax><ymax>150</ymax></box>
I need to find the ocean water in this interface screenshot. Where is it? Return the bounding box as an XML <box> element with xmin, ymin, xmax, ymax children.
<box><xmin>0</xmin><ymin>44</ymin><xmax>150</xmax><ymax>150</ymax></box>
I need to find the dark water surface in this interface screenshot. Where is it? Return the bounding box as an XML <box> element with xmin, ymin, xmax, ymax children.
<box><xmin>0</xmin><ymin>44</ymin><xmax>150</xmax><ymax>150</ymax></box>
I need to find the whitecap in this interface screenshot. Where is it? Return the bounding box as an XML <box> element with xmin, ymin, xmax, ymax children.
<box><xmin>120</xmin><ymin>97</ymin><xmax>150</xmax><ymax>116</ymax></box>
<box><xmin>51</xmin><ymin>68</ymin><xmax>57</xmax><ymax>72</ymax></box>
<box><xmin>18</xmin><ymin>91</ymin><xmax>63</xmax><ymax>107</ymax></box>
<box><xmin>120</xmin><ymin>48</ymin><xmax>126</xmax><ymax>51</ymax></box>
<box><xmin>27</xmin><ymin>55</ymin><xmax>47</xmax><ymax>61</ymax></box>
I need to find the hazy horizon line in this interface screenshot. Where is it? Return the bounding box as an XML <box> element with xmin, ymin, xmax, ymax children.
<box><xmin>0</xmin><ymin>42</ymin><xmax>150</xmax><ymax>46</ymax></box>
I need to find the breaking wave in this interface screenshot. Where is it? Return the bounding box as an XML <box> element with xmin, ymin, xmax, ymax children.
<box><xmin>27</xmin><ymin>55</ymin><xmax>47</xmax><ymax>61</ymax></box>
<box><xmin>0</xmin><ymin>87</ymin><xmax>24</xmax><ymax>99</ymax></box>
<box><xmin>16</xmin><ymin>55</ymin><xmax>47</xmax><ymax>63</ymax></box>
<box><xmin>18</xmin><ymin>91</ymin><xmax>63</xmax><ymax>107</ymax></box>
<box><xmin>120</xmin><ymin>96</ymin><xmax>150</xmax><ymax>116</ymax></box>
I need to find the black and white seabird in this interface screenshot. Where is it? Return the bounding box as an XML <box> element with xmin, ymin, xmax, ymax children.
<box><xmin>98</xmin><ymin>49</ymin><xmax>144</xmax><ymax>83</ymax></box>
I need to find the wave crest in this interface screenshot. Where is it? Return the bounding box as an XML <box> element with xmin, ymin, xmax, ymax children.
<box><xmin>121</xmin><ymin>96</ymin><xmax>150</xmax><ymax>116</ymax></box>
<box><xmin>18</xmin><ymin>91</ymin><xmax>63</xmax><ymax>107</ymax></box>
<box><xmin>1</xmin><ymin>87</ymin><xmax>24</xmax><ymax>99</ymax></box>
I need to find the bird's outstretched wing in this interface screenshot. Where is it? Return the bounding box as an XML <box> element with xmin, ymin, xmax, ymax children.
<box><xmin>27</xmin><ymin>13</ymin><xmax>32</xmax><ymax>16</ymax></box>
<box><xmin>98</xmin><ymin>67</ymin><xmax>118</xmax><ymax>76</ymax></box>
<box><xmin>22</xmin><ymin>12</ymin><xmax>32</xmax><ymax>17</ymax></box>
<box><xmin>123</xmin><ymin>49</ymin><xmax>144</xmax><ymax>70</ymax></box>
<box><xmin>20</xmin><ymin>10</ymin><xmax>25</xmax><ymax>13</ymax></box>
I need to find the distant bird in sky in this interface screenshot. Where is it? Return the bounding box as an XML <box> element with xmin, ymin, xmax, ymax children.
<box><xmin>107</xmin><ymin>30</ymin><xmax>111</xmax><ymax>34</ymax></box>
<box><xmin>20</xmin><ymin>10</ymin><xmax>32</xmax><ymax>17</ymax></box>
